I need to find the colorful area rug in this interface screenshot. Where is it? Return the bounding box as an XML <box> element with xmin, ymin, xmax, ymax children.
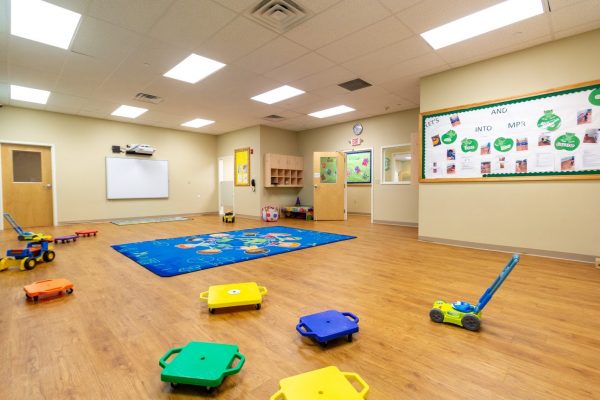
<box><xmin>111</xmin><ymin>226</ymin><xmax>355</xmax><ymax>277</ymax></box>
<box><xmin>112</xmin><ymin>216</ymin><xmax>189</xmax><ymax>226</ymax></box>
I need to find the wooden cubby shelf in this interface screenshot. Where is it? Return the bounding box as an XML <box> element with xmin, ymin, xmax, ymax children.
<box><xmin>264</xmin><ymin>153</ymin><xmax>304</xmax><ymax>188</ymax></box>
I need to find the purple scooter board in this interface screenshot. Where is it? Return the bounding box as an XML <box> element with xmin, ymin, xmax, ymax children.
<box><xmin>296</xmin><ymin>310</ymin><xmax>359</xmax><ymax>346</ymax></box>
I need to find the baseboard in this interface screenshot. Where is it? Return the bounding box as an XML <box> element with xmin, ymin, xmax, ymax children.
<box><xmin>58</xmin><ymin>212</ymin><xmax>217</xmax><ymax>225</ymax></box>
<box><xmin>233</xmin><ymin>214</ymin><xmax>261</xmax><ymax>220</ymax></box>
<box><xmin>373</xmin><ymin>220</ymin><xmax>418</xmax><ymax>228</ymax></box>
<box><xmin>348</xmin><ymin>212</ymin><xmax>371</xmax><ymax>216</ymax></box>
<box><xmin>418</xmin><ymin>235</ymin><xmax>596</xmax><ymax>264</ymax></box>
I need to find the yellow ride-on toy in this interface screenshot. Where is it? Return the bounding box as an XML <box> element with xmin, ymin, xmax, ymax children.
<box><xmin>222</xmin><ymin>211</ymin><xmax>235</xmax><ymax>223</ymax></box>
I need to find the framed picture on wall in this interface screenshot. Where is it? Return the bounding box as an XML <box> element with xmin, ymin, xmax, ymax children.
<box><xmin>345</xmin><ymin>149</ymin><xmax>372</xmax><ymax>184</ymax></box>
<box><xmin>234</xmin><ymin>147</ymin><xmax>250</xmax><ymax>186</ymax></box>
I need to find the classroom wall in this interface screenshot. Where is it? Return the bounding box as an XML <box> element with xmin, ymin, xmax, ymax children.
<box><xmin>0</xmin><ymin>106</ymin><xmax>218</xmax><ymax>223</ymax></box>
<box><xmin>259</xmin><ymin>125</ymin><xmax>302</xmax><ymax>209</ymax></box>
<box><xmin>298</xmin><ymin>109</ymin><xmax>419</xmax><ymax>224</ymax></box>
<box><xmin>217</xmin><ymin>125</ymin><xmax>261</xmax><ymax>217</ymax></box>
<box><xmin>419</xmin><ymin>29</ymin><xmax>600</xmax><ymax>259</ymax></box>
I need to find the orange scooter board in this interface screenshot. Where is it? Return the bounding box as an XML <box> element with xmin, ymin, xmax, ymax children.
<box><xmin>24</xmin><ymin>278</ymin><xmax>74</xmax><ymax>302</ymax></box>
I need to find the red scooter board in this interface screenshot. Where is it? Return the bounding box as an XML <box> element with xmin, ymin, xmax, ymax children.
<box><xmin>24</xmin><ymin>278</ymin><xmax>74</xmax><ymax>302</ymax></box>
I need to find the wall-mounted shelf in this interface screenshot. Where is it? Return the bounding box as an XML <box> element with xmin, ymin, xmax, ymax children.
<box><xmin>264</xmin><ymin>153</ymin><xmax>304</xmax><ymax>188</ymax></box>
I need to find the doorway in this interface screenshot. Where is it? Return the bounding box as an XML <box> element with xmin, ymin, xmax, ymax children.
<box><xmin>313</xmin><ymin>151</ymin><xmax>346</xmax><ymax>221</ymax></box>
<box><xmin>1</xmin><ymin>143</ymin><xmax>55</xmax><ymax>229</ymax></box>
<box><xmin>218</xmin><ymin>155</ymin><xmax>234</xmax><ymax>215</ymax></box>
<box><xmin>344</xmin><ymin>147</ymin><xmax>374</xmax><ymax>223</ymax></box>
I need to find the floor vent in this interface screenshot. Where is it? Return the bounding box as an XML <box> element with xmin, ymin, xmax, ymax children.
<box><xmin>134</xmin><ymin>92</ymin><xmax>164</xmax><ymax>104</ymax></box>
<box><xmin>338</xmin><ymin>78</ymin><xmax>372</xmax><ymax>92</ymax></box>
<box><xmin>263</xmin><ymin>114</ymin><xmax>286</xmax><ymax>122</ymax></box>
<box><xmin>247</xmin><ymin>0</ymin><xmax>312</xmax><ymax>33</ymax></box>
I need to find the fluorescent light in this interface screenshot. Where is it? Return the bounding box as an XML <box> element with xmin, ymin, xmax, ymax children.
<box><xmin>420</xmin><ymin>0</ymin><xmax>544</xmax><ymax>50</ymax></box>
<box><xmin>11</xmin><ymin>0</ymin><xmax>81</xmax><ymax>49</ymax></box>
<box><xmin>111</xmin><ymin>105</ymin><xmax>148</xmax><ymax>119</ymax></box>
<box><xmin>163</xmin><ymin>54</ymin><xmax>226</xmax><ymax>84</ymax></box>
<box><xmin>182</xmin><ymin>118</ymin><xmax>215</xmax><ymax>128</ymax></box>
<box><xmin>309</xmin><ymin>105</ymin><xmax>355</xmax><ymax>119</ymax></box>
<box><xmin>251</xmin><ymin>85</ymin><xmax>305</xmax><ymax>104</ymax></box>
<box><xmin>10</xmin><ymin>85</ymin><xmax>51</xmax><ymax>104</ymax></box>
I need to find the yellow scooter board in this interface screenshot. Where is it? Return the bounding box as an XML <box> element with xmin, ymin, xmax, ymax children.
<box><xmin>270</xmin><ymin>366</ymin><xmax>369</xmax><ymax>400</ymax></box>
<box><xmin>199</xmin><ymin>282</ymin><xmax>267</xmax><ymax>313</ymax></box>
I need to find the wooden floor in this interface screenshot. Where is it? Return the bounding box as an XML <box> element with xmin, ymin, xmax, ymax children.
<box><xmin>0</xmin><ymin>215</ymin><xmax>598</xmax><ymax>399</ymax></box>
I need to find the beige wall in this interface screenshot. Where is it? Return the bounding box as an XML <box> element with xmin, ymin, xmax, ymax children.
<box><xmin>298</xmin><ymin>110</ymin><xmax>419</xmax><ymax>224</ymax></box>
<box><xmin>0</xmin><ymin>106</ymin><xmax>218</xmax><ymax>223</ymax></box>
<box><xmin>217</xmin><ymin>125</ymin><xmax>261</xmax><ymax>217</ymax></box>
<box><xmin>347</xmin><ymin>186</ymin><xmax>371</xmax><ymax>214</ymax></box>
<box><xmin>419</xmin><ymin>29</ymin><xmax>600</xmax><ymax>258</ymax></box>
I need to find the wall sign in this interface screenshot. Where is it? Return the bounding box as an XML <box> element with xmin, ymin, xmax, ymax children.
<box><xmin>234</xmin><ymin>147</ymin><xmax>250</xmax><ymax>186</ymax></box>
<box><xmin>420</xmin><ymin>80</ymin><xmax>600</xmax><ymax>182</ymax></box>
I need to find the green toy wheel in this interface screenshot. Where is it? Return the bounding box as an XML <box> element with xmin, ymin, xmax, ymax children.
<box><xmin>429</xmin><ymin>308</ymin><xmax>444</xmax><ymax>323</ymax></box>
<box><xmin>24</xmin><ymin>258</ymin><xmax>36</xmax><ymax>270</ymax></box>
<box><xmin>461</xmin><ymin>314</ymin><xmax>481</xmax><ymax>331</ymax></box>
<box><xmin>43</xmin><ymin>250</ymin><xmax>56</xmax><ymax>262</ymax></box>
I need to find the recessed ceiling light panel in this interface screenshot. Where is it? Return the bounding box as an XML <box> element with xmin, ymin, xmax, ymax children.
<box><xmin>420</xmin><ymin>0</ymin><xmax>544</xmax><ymax>50</ymax></box>
<box><xmin>10</xmin><ymin>0</ymin><xmax>82</xmax><ymax>49</ymax></box>
<box><xmin>309</xmin><ymin>105</ymin><xmax>355</xmax><ymax>119</ymax></box>
<box><xmin>111</xmin><ymin>105</ymin><xmax>148</xmax><ymax>119</ymax></box>
<box><xmin>163</xmin><ymin>54</ymin><xmax>226</xmax><ymax>84</ymax></box>
<box><xmin>181</xmin><ymin>118</ymin><xmax>215</xmax><ymax>128</ymax></box>
<box><xmin>10</xmin><ymin>84</ymin><xmax>51</xmax><ymax>104</ymax></box>
<box><xmin>251</xmin><ymin>85</ymin><xmax>305</xmax><ymax>104</ymax></box>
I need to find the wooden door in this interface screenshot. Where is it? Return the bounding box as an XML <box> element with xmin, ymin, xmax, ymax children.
<box><xmin>313</xmin><ymin>151</ymin><xmax>346</xmax><ymax>221</ymax></box>
<box><xmin>1</xmin><ymin>144</ymin><xmax>53</xmax><ymax>228</ymax></box>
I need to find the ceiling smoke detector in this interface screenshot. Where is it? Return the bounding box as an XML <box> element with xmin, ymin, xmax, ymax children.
<box><xmin>134</xmin><ymin>92</ymin><xmax>164</xmax><ymax>104</ymax></box>
<box><xmin>247</xmin><ymin>0</ymin><xmax>312</xmax><ymax>33</ymax></box>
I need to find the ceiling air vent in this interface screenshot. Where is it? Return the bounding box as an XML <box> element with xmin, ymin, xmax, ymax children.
<box><xmin>247</xmin><ymin>0</ymin><xmax>312</xmax><ymax>33</ymax></box>
<box><xmin>338</xmin><ymin>78</ymin><xmax>372</xmax><ymax>92</ymax></box>
<box><xmin>263</xmin><ymin>114</ymin><xmax>285</xmax><ymax>122</ymax></box>
<box><xmin>134</xmin><ymin>92</ymin><xmax>164</xmax><ymax>104</ymax></box>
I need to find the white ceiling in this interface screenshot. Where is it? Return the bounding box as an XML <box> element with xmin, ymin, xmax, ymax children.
<box><xmin>0</xmin><ymin>0</ymin><xmax>599</xmax><ymax>134</ymax></box>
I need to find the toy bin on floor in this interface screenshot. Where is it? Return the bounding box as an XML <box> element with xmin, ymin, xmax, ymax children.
<box><xmin>261</xmin><ymin>205</ymin><xmax>279</xmax><ymax>222</ymax></box>
<box><xmin>159</xmin><ymin>341</ymin><xmax>245</xmax><ymax>392</ymax></box>
<box><xmin>270</xmin><ymin>366</ymin><xmax>369</xmax><ymax>400</ymax></box>
<box><xmin>296</xmin><ymin>310</ymin><xmax>359</xmax><ymax>345</ymax></box>
<box><xmin>199</xmin><ymin>282</ymin><xmax>267</xmax><ymax>313</ymax></box>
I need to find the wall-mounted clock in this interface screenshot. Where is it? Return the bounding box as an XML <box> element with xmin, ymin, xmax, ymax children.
<box><xmin>352</xmin><ymin>122</ymin><xmax>363</xmax><ymax>136</ymax></box>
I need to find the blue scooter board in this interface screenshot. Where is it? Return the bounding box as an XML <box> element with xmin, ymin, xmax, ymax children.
<box><xmin>296</xmin><ymin>310</ymin><xmax>359</xmax><ymax>345</ymax></box>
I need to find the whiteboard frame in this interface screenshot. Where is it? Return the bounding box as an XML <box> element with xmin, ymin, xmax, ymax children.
<box><xmin>105</xmin><ymin>157</ymin><xmax>169</xmax><ymax>200</ymax></box>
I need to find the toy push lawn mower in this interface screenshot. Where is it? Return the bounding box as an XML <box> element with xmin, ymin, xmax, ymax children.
<box><xmin>429</xmin><ymin>254</ymin><xmax>520</xmax><ymax>331</ymax></box>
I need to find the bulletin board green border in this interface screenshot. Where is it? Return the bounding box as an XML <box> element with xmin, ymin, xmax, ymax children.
<box><xmin>419</xmin><ymin>79</ymin><xmax>600</xmax><ymax>182</ymax></box>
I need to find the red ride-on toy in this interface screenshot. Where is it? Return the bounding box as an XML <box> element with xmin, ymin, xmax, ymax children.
<box><xmin>0</xmin><ymin>240</ymin><xmax>56</xmax><ymax>271</ymax></box>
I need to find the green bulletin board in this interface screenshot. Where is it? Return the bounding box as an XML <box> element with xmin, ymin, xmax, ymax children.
<box><xmin>420</xmin><ymin>80</ymin><xmax>600</xmax><ymax>182</ymax></box>
<box><xmin>346</xmin><ymin>150</ymin><xmax>372</xmax><ymax>184</ymax></box>
<box><xmin>320</xmin><ymin>157</ymin><xmax>337</xmax><ymax>183</ymax></box>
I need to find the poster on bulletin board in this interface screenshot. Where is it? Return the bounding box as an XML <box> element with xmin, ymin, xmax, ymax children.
<box><xmin>345</xmin><ymin>150</ymin><xmax>372</xmax><ymax>184</ymax></box>
<box><xmin>420</xmin><ymin>80</ymin><xmax>600</xmax><ymax>182</ymax></box>
<box><xmin>234</xmin><ymin>147</ymin><xmax>250</xmax><ymax>186</ymax></box>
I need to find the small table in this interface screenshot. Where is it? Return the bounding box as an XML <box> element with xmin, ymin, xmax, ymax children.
<box><xmin>199</xmin><ymin>282</ymin><xmax>267</xmax><ymax>314</ymax></box>
<box><xmin>283</xmin><ymin>206</ymin><xmax>313</xmax><ymax>221</ymax></box>
<box><xmin>296</xmin><ymin>310</ymin><xmax>359</xmax><ymax>345</ymax></box>
<box><xmin>270</xmin><ymin>366</ymin><xmax>369</xmax><ymax>400</ymax></box>
<box><xmin>159</xmin><ymin>341</ymin><xmax>245</xmax><ymax>391</ymax></box>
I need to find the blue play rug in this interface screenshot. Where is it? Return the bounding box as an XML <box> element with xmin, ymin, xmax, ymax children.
<box><xmin>111</xmin><ymin>226</ymin><xmax>355</xmax><ymax>277</ymax></box>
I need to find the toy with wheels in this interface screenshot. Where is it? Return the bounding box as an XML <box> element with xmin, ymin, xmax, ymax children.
<box><xmin>430</xmin><ymin>254</ymin><xmax>520</xmax><ymax>331</ymax></box>
<box><xmin>199</xmin><ymin>282</ymin><xmax>267</xmax><ymax>314</ymax></box>
<box><xmin>3</xmin><ymin>213</ymin><xmax>52</xmax><ymax>241</ymax></box>
<box><xmin>222</xmin><ymin>211</ymin><xmax>235</xmax><ymax>223</ymax></box>
<box><xmin>24</xmin><ymin>278</ymin><xmax>73</xmax><ymax>302</ymax></box>
<box><xmin>159</xmin><ymin>341</ymin><xmax>245</xmax><ymax>392</ymax></box>
<box><xmin>75</xmin><ymin>230</ymin><xmax>98</xmax><ymax>237</ymax></box>
<box><xmin>270</xmin><ymin>366</ymin><xmax>369</xmax><ymax>400</ymax></box>
<box><xmin>261</xmin><ymin>205</ymin><xmax>279</xmax><ymax>222</ymax></box>
<box><xmin>53</xmin><ymin>234</ymin><xmax>78</xmax><ymax>244</ymax></box>
<box><xmin>0</xmin><ymin>240</ymin><xmax>56</xmax><ymax>271</ymax></box>
<box><xmin>296</xmin><ymin>310</ymin><xmax>359</xmax><ymax>346</ymax></box>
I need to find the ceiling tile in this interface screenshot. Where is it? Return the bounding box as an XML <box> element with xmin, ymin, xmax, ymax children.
<box><xmin>71</xmin><ymin>16</ymin><xmax>143</xmax><ymax>61</ymax></box>
<box><xmin>46</xmin><ymin>0</ymin><xmax>93</xmax><ymax>14</ymax></box>
<box><xmin>55</xmin><ymin>52</ymin><xmax>119</xmax><ymax>96</ymax></box>
<box><xmin>547</xmin><ymin>0</ymin><xmax>589</xmax><ymax>11</ymax></box>
<box><xmin>233</xmin><ymin>36</ymin><xmax>309</xmax><ymax>74</ymax></box>
<box><xmin>316</xmin><ymin>16</ymin><xmax>413</xmax><ymax>63</ymax></box>
<box><xmin>198</xmin><ymin>16</ymin><xmax>278</xmax><ymax>63</ymax></box>
<box><xmin>276</xmin><ymin>92</ymin><xmax>324</xmax><ymax>111</ymax></box>
<box><xmin>291</xmin><ymin>66</ymin><xmax>356</xmax><ymax>92</ymax></box>
<box><xmin>310</xmin><ymin>84</ymin><xmax>350</xmax><ymax>99</ymax></box>
<box><xmin>299</xmin><ymin>0</ymin><xmax>342</xmax><ymax>14</ymax></box>
<box><xmin>396</xmin><ymin>0</ymin><xmax>502</xmax><ymax>34</ymax></box>
<box><xmin>384</xmin><ymin>75</ymin><xmax>421</xmax><ymax>103</ymax></box>
<box><xmin>284</xmin><ymin>0</ymin><xmax>392</xmax><ymax>50</ymax></box>
<box><xmin>553</xmin><ymin>20</ymin><xmax>600</xmax><ymax>40</ymax></box>
<box><xmin>8</xmin><ymin>63</ymin><xmax>60</xmax><ymax>90</ymax></box>
<box><xmin>88</xmin><ymin>0</ymin><xmax>174</xmax><ymax>33</ymax></box>
<box><xmin>342</xmin><ymin>36</ymin><xmax>433</xmax><ymax>75</ymax></box>
<box><xmin>377</xmin><ymin>0</ymin><xmax>421</xmax><ymax>14</ymax></box>
<box><xmin>45</xmin><ymin>92</ymin><xmax>86</xmax><ymax>114</ymax></box>
<box><xmin>8</xmin><ymin>36</ymin><xmax>68</xmax><ymax>77</ymax></box>
<box><xmin>364</xmin><ymin>52</ymin><xmax>447</xmax><ymax>85</ymax></box>
<box><xmin>149</xmin><ymin>0</ymin><xmax>236</xmax><ymax>49</ymax></box>
<box><xmin>0</xmin><ymin>0</ymin><xmax>8</xmax><ymax>34</ymax></box>
<box><xmin>216</xmin><ymin>0</ymin><xmax>256</xmax><ymax>13</ymax></box>
<box><xmin>263</xmin><ymin>52</ymin><xmax>335</xmax><ymax>83</ymax></box>
<box><xmin>550</xmin><ymin>0</ymin><xmax>600</xmax><ymax>33</ymax></box>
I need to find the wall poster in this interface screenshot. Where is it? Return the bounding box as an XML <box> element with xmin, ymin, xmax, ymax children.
<box><xmin>346</xmin><ymin>149</ymin><xmax>372</xmax><ymax>184</ymax></box>
<box><xmin>421</xmin><ymin>80</ymin><xmax>600</xmax><ymax>182</ymax></box>
<box><xmin>234</xmin><ymin>147</ymin><xmax>250</xmax><ymax>186</ymax></box>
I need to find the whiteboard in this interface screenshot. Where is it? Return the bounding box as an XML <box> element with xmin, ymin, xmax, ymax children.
<box><xmin>106</xmin><ymin>157</ymin><xmax>169</xmax><ymax>199</ymax></box>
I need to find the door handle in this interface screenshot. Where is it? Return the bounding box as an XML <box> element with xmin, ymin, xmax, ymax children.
<box><xmin>45</xmin><ymin>184</ymin><xmax>52</xmax><ymax>189</ymax></box>
<box><xmin>314</xmin><ymin>185</ymin><xmax>318</xmax><ymax>189</ymax></box>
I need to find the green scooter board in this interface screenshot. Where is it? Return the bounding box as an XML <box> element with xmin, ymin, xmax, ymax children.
<box><xmin>159</xmin><ymin>342</ymin><xmax>245</xmax><ymax>391</ymax></box>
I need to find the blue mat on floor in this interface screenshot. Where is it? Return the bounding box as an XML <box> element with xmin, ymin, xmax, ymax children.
<box><xmin>111</xmin><ymin>226</ymin><xmax>355</xmax><ymax>277</ymax></box>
